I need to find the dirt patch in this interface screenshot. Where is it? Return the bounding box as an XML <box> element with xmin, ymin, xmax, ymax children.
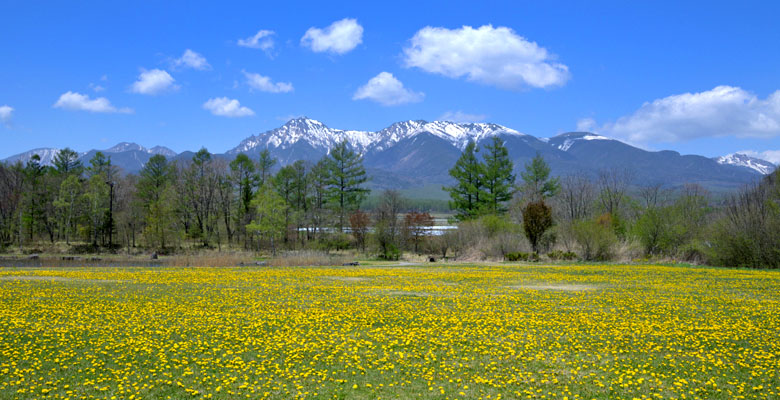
<box><xmin>509</xmin><ymin>283</ymin><xmax>599</xmax><ymax>291</ymax></box>
<box><xmin>324</xmin><ymin>276</ymin><xmax>370</xmax><ymax>282</ymax></box>
<box><xmin>386</xmin><ymin>290</ymin><xmax>432</xmax><ymax>297</ymax></box>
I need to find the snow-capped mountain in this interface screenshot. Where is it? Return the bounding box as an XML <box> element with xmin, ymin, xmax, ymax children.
<box><xmin>105</xmin><ymin>142</ymin><xmax>177</xmax><ymax>157</ymax></box>
<box><xmin>2</xmin><ymin>143</ymin><xmax>179</xmax><ymax>173</ymax></box>
<box><xmin>372</xmin><ymin>120</ymin><xmax>524</xmax><ymax>152</ymax></box>
<box><xmin>105</xmin><ymin>142</ymin><xmax>148</xmax><ymax>153</ymax></box>
<box><xmin>547</xmin><ymin>132</ymin><xmax>612</xmax><ymax>152</ymax></box>
<box><xmin>149</xmin><ymin>146</ymin><xmax>178</xmax><ymax>157</ymax></box>
<box><xmin>715</xmin><ymin>153</ymin><xmax>776</xmax><ymax>175</ymax></box>
<box><xmin>227</xmin><ymin>117</ymin><xmax>525</xmax><ymax>157</ymax></box>
<box><xmin>1</xmin><ymin>118</ymin><xmax>769</xmax><ymax>192</ymax></box>
<box><xmin>2</xmin><ymin>148</ymin><xmax>61</xmax><ymax>166</ymax></box>
<box><xmin>227</xmin><ymin>117</ymin><xmax>378</xmax><ymax>155</ymax></box>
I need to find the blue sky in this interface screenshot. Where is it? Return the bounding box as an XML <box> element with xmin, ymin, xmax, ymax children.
<box><xmin>2</xmin><ymin>0</ymin><xmax>780</xmax><ymax>162</ymax></box>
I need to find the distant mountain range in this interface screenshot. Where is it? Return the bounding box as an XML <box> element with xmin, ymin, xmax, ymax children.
<box><xmin>4</xmin><ymin>117</ymin><xmax>776</xmax><ymax>194</ymax></box>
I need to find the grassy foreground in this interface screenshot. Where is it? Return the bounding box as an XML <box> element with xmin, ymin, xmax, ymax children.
<box><xmin>0</xmin><ymin>264</ymin><xmax>778</xmax><ymax>400</ymax></box>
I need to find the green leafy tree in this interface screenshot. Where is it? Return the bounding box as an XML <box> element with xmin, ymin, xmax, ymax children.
<box><xmin>230</xmin><ymin>154</ymin><xmax>259</xmax><ymax>246</ymax></box>
<box><xmin>324</xmin><ymin>140</ymin><xmax>369</xmax><ymax>232</ymax></box>
<box><xmin>257</xmin><ymin>149</ymin><xmax>277</xmax><ymax>187</ymax></box>
<box><xmin>274</xmin><ymin>164</ymin><xmax>299</xmax><ymax>244</ymax></box>
<box><xmin>572</xmin><ymin>214</ymin><xmax>618</xmax><ymax>261</ymax></box>
<box><xmin>22</xmin><ymin>155</ymin><xmax>46</xmax><ymax>241</ymax></box>
<box><xmin>306</xmin><ymin>159</ymin><xmax>330</xmax><ymax>240</ymax></box>
<box><xmin>138</xmin><ymin>155</ymin><xmax>175</xmax><ymax>249</ymax></box>
<box><xmin>246</xmin><ymin>184</ymin><xmax>288</xmax><ymax>255</ymax></box>
<box><xmin>480</xmin><ymin>136</ymin><xmax>515</xmax><ymax>214</ymax></box>
<box><xmin>184</xmin><ymin>148</ymin><xmax>218</xmax><ymax>246</ymax></box>
<box><xmin>83</xmin><ymin>175</ymin><xmax>109</xmax><ymax>246</ymax></box>
<box><xmin>54</xmin><ymin>174</ymin><xmax>83</xmax><ymax>244</ymax></box>
<box><xmin>520</xmin><ymin>152</ymin><xmax>560</xmax><ymax>201</ymax></box>
<box><xmin>373</xmin><ymin>189</ymin><xmax>404</xmax><ymax>260</ymax></box>
<box><xmin>445</xmin><ymin>141</ymin><xmax>484</xmax><ymax>220</ymax></box>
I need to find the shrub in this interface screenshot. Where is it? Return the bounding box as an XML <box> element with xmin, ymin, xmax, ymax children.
<box><xmin>316</xmin><ymin>233</ymin><xmax>353</xmax><ymax>253</ymax></box>
<box><xmin>379</xmin><ymin>244</ymin><xmax>401</xmax><ymax>260</ymax></box>
<box><xmin>522</xmin><ymin>201</ymin><xmax>553</xmax><ymax>253</ymax></box>
<box><xmin>572</xmin><ymin>215</ymin><xmax>617</xmax><ymax>261</ymax></box>
<box><xmin>480</xmin><ymin>214</ymin><xmax>519</xmax><ymax>237</ymax></box>
<box><xmin>505</xmin><ymin>251</ymin><xmax>541</xmax><ymax>262</ymax></box>
<box><xmin>547</xmin><ymin>250</ymin><xmax>577</xmax><ymax>261</ymax></box>
<box><xmin>70</xmin><ymin>244</ymin><xmax>99</xmax><ymax>254</ymax></box>
<box><xmin>505</xmin><ymin>251</ymin><xmax>529</xmax><ymax>262</ymax></box>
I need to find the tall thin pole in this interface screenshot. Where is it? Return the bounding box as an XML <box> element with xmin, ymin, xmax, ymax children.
<box><xmin>107</xmin><ymin>181</ymin><xmax>115</xmax><ymax>247</ymax></box>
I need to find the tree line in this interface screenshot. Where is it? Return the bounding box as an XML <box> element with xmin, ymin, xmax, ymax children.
<box><xmin>441</xmin><ymin>136</ymin><xmax>780</xmax><ymax>269</ymax></box>
<box><xmin>2</xmin><ymin>135</ymin><xmax>779</xmax><ymax>268</ymax></box>
<box><xmin>0</xmin><ymin>141</ymin><xmax>372</xmax><ymax>254</ymax></box>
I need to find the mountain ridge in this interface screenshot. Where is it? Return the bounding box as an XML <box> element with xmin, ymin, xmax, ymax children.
<box><xmin>3</xmin><ymin>117</ymin><xmax>775</xmax><ymax>194</ymax></box>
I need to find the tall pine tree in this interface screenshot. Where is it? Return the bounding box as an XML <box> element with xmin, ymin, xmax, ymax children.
<box><xmin>444</xmin><ymin>141</ymin><xmax>484</xmax><ymax>220</ymax></box>
<box><xmin>324</xmin><ymin>140</ymin><xmax>369</xmax><ymax>232</ymax></box>
<box><xmin>481</xmin><ymin>136</ymin><xmax>515</xmax><ymax>214</ymax></box>
<box><xmin>53</xmin><ymin>147</ymin><xmax>83</xmax><ymax>176</ymax></box>
<box><xmin>520</xmin><ymin>152</ymin><xmax>560</xmax><ymax>201</ymax></box>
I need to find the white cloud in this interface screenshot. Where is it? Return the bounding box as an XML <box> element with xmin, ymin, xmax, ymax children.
<box><xmin>439</xmin><ymin>111</ymin><xmax>487</xmax><ymax>123</ymax></box>
<box><xmin>53</xmin><ymin>91</ymin><xmax>132</xmax><ymax>113</ymax></box>
<box><xmin>173</xmin><ymin>49</ymin><xmax>210</xmax><ymax>70</ymax></box>
<box><xmin>402</xmin><ymin>24</ymin><xmax>570</xmax><ymax>90</ymax></box>
<box><xmin>576</xmin><ymin>117</ymin><xmax>597</xmax><ymax>132</ymax></box>
<box><xmin>131</xmin><ymin>69</ymin><xmax>177</xmax><ymax>95</ymax></box>
<box><xmin>89</xmin><ymin>83</ymin><xmax>105</xmax><ymax>92</ymax></box>
<box><xmin>238</xmin><ymin>30</ymin><xmax>275</xmax><ymax>51</ymax></box>
<box><xmin>301</xmin><ymin>18</ymin><xmax>363</xmax><ymax>55</ymax></box>
<box><xmin>736</xmin><ymin>150</ymin><xmax>780</xmax><ymax>165</ymax></box>
<box><xmin>202</xmin><ymin>97</ymin><xmax>254</xmax><ymax>117</ymax></box>
<box><xmin>589</xmin><ymin>86</ymin><xmax>780</xmax><ymax>144</ymax></box>
<box><xmin>243</xmin><ymin>71</ymin><xmax>293</xmax><ymax>93</ymax></box>
<box><xmin>0</xmin><ymin>105</ymin><xmax>13</xmax><ymax>126</ymax></box>
<box><xmin>353</xmin><ymin>72</ymin><xmax>424</xmax><ymax>106</ymax></box>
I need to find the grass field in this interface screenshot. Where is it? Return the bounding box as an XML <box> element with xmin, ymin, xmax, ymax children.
<box><xmin>1</xmin><ymin>264</ymin><xmax>778</xmax><ymax>399</ymax></box>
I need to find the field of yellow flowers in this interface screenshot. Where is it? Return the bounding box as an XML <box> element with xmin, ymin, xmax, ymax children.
<box><xmin>0</xmin><ymin>264</ymin><xmax>778</xmax><ymax>399</ymax></box>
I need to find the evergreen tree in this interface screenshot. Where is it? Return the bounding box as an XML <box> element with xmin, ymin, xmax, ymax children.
<box><xmin>520</xmin><ymin>152</ymin><xmax>560</xmax><ymax>201</ymax></box>
<box><xmin>87</xmin><ymin>151</ymin><xmax>110</xmax><ymax>179</ymax></box>
<box><xmin>229</xmin><ymin>154</ymin><xmax>258</xmax><ymax>246</ymax></box>
<box><xmin>53</xmin><ymin>147</ymin><xmax>83</xmax><ymax>176</ymax></box>
<box><xmin>324</xmin><ymin>141</ymin><xmax>369</xmax><ymax>232</ymax></box>
<box><xmin>480</xmin><ymin>136</ymin><xmax>515</xmax><ymax>214</ymax></box>
<box><xmin>444</xmin><ymin>141</ymin><xmax>484</xmax><ymax>220</ymax></box>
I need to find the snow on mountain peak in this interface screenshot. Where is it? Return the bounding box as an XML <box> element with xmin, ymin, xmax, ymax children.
<box><xmin>715</xmin><ymin>153</ymin><xmax>776</xmax><ymax>175</ymax></box>
<box><xmin>105</xmin><ymin>142</ymin><xmax>148</xmax><ymax>153</ymax></box>
<box><xmin>149</xmin><ymin>146</ymin><xmax>178</xmax><ymax>157</ymax></box>
<box><xmin>9</xmin><ymin>148</ymin><xmax>61</xmax><ymax>166</ymax></box>
<box><xmin>551</xmin><ymin>132</ymin><xmax>611</xmax><ymax>152</ymax></box>
<box><xmin>103</xmin><ymin>142</ymin><xmax>177</xmax><ymax>157</ymax></box>
<box><xmin>228</xmin><ymin>117</ymin><xmax>529</xmax><ymax>155</ymax></box>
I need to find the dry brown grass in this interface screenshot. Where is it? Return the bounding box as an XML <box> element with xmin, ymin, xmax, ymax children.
<box><xmin>268</xmin><ymin>251</ymin><xmax>352</xmax><ymax>267</ymax></box>
<box><xmin>165</xmin><ymin>251</ymin><xmax>255</xmax><ymax>267</ymax></box>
